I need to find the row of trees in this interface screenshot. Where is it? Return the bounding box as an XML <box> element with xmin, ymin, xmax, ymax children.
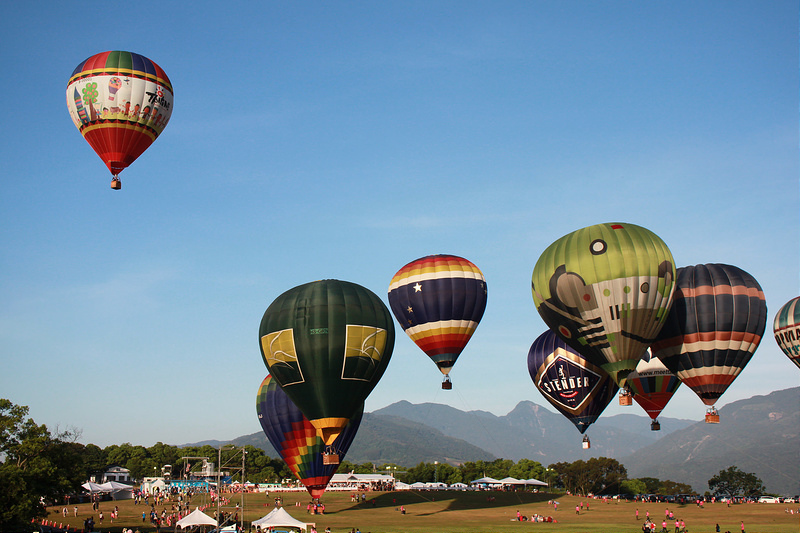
<box><xmin>0</xmin><ymin>398</ymin><xmax>767</xmax><ymax>532</ymax></box>
<box><xmin>381</xmin><ymin>457</ymin><xmax>693</xmax><ymax>497</ymax></box>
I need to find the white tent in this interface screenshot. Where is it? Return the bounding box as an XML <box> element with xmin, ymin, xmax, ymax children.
<box><xmin>81</xmin><ymin>482</ymin><xmax>105</xmax><ymax>493</ymax></box>
<box><xmin>470</xmin><ymin>477</ymin><xmax>501</xmax><ymax>486</ymax></box>
<box><xmin>252</xmin><ymin>507</ymin><xmax>309</xmax><ymax>531</ymax></box>
<box><xmin>499</xmin><ymin>477</ymin><xmax>525</xmax><ymax>485</ymax></box>
<box><xmin>99</xmin><ymin>481</ymin><xmax>133</xmax><ymax>499</ymax></box>
<box><xmin>525</xmin><ymin>478</ymin><xmax>548</xmax><ymax>487</ymax></box>
<box><xmin>177</xmin><ymin>508</ymin><xmax>217</xmax><ymax>529</ymax></box>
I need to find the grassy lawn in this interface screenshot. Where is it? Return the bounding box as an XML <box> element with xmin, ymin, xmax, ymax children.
<box><xmin>46</xmin><ymin>491</ymin><xmax>800</xmax><ymax>533</ymax></box>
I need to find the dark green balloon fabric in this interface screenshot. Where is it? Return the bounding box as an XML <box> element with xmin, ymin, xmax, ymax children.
<box><xmin>259</xmin><ymin>280</ymin><xmax>395</xmax><ymax>423</ymax></box>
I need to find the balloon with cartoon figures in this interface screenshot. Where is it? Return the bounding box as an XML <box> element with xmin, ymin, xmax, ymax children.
<box><xmin>531</xmin><ymin>222</ymin><xmax>676</xmax><ymax>389</ymax></box>
<box><xmin>66</xmin><ymin>51</ymin><xmax>173</xmax><ymax>189</ymax></box>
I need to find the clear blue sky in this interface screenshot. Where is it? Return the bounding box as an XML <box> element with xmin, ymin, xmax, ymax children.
<box><xmin>1</xmin><ymin>1</ymin><xmax>797</xmax><ymax>449</ymax></box>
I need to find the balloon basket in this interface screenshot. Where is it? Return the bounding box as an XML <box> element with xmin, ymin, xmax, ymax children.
<box><xmin>581</xmin><ymin>435</ymin><xmax>591</xmax><ymax>449</ymax></box>
<box><xmin>110</xmin><ymin>178</ymin><xmax>121</xmax><ymax>190</ymax></box>
<box><xmin>322</xmin><ymin>453</ymin><xmax>340</xmax><ymax>465</ymax></box>
<box><xmin>705</xmin><ymin>413</ymin><xmax>720</xmax><ymax>424</ymax></box>
<box><xmin>650</xmin><ymin>420</ymin><xmax>661</xmax><ymax>431</ymax></box>
<box><xmin>441</xmin><ymin>380</ymin><xmax>452</xmax><ymax>390</ymax></box>
<box><xmin>618</xmin><ymin>390</ymin><xmax>633</xmax><ymax>406</ymax></box>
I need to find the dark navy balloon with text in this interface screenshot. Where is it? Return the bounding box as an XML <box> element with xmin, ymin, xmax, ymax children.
<box><xmin>527</xmin><ymin>329</ymin><xmax>618</xmax><ymax>434</ymax></box>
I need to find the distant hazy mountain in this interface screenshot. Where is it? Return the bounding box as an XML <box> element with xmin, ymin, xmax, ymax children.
<box><xmin>181</xmin><ymin>388</ymin><xmax>798</xmax><ymax>496</ymax></box>
<box><xmin>185</xmin><ymin>411</ymin><xmax>495</xmax><ymax>466</ymax></box>
<box><xmin>373</xmin><ymin>399</ymin><xmax>694</xmax><ymax>463</ymax></box>
<box><xmin>622</xmin><ymin>387</ymin><xmax>800</xmax><ymax>496</ymax></box>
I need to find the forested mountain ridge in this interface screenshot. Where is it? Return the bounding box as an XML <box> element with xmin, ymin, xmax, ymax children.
<box><xmin>188</xmin><ymin>388</ymin><xmax>799</xmax><ymax>495</ymax></box>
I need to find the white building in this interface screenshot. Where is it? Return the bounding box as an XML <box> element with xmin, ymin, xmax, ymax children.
<box><xmin>90</xmin><ymin>465</ymin><xmax>132</xmax><ymax>484</ymax></box>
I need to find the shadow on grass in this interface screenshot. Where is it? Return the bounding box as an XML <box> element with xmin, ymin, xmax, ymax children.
<box><xmin>324</xmin><ymin>491</ymin><xmax>555</xmax><ymax>517</ymax></box>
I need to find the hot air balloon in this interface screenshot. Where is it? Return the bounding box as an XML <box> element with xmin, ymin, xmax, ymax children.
<box><xmin>531</xmin><ymin>222</ymin><xmax>676</xmax><ymax>388</ymax></box>
<box><xmin>256</xmin><ymin>375</ymin><xmax>362</xmax><ymax>498</ymax></box>
<box><xmin>66</xmin><ymin>51</ymin><xmax>173</xmax><ymax>189</ymax></box>
<box><xmin>259</xmin><ymin>279</ymin><xmax>394</xmax><ymax>462</ymax></box>
<box><xmin>388</xmin><ymin>254</ymin><xmax>487</xmax><ymax>389</ymax></box>
<box><xmin>625</xmin><ymin>351</ymin><xmax>681</xmax><ymax>430</ymax></box>
<box><xmin>527</xmin><ymin>329</ymin><xmax>619</xmax><ymax>449</ymax></box>
<box><xmin>774</xmin><ymin>296</ymin><xmax>800</xmax><ymax>370</ymax></box>
<box><xmin>650</xmin><ymin>264</ymin><xmax>767</xmax><ymax>423</ymax></box>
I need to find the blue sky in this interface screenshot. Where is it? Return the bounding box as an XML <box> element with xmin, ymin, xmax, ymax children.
<box><xmin>1</xmin><ymin>1</ymin><xmax>797</xmax><ymax>449</ymax></box>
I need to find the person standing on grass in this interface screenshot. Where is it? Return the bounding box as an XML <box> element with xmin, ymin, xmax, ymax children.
<box><xmin>636</xmin><ymin>509</ymin><xmax>639</xmax><ymax>520</ymax></box>
<box><xmin>576</xmin><ymin>505</ymin><xmax>580</xmax><ymax>514</ymax></box>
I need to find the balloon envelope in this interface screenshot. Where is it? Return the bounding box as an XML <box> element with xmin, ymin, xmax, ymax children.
<box><xmin>626</xmin><ymin>351</ymin><xmax>681</xmax><ymax>420</ymax></box>
<box><xmin>651</xmin><ymin>264</ymin><xmax>767</xmax><ymax>406</ymax></box>
<box><xmin>531</xmin><ymin>222</ymin><xmax>676</xmax><ymax>387</ymax></box>
<box><xmin>388</xmin><ymin>254</ymin><xmax>487</xmax><ymax>377</ymax></box>
<box><xmin>256</xmin><ymin>375</ymin><xmax>362</xmax><ymax>499</ymax></box>
<box><xmin>773</xmin><ymin>296</ymin><xmax>800</xmax><ymax>370</ymax></box>
<box><xmin>259</xmin><ymin>279</ymin><xmax>394</xmax><ymax>445</ymax></box>
<box><xmin>66</xmin><ymin>51</ymin><xmax>173</xmax><ymax>179</ymax></box>
<box><xmin>527</xmin><ymin>329</ymin><xmax>618</xmax><ymax>435</ymax></box>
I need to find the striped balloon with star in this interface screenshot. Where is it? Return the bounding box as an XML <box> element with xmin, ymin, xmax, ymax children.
<box><xmin>388</xmin><ymin>254</ymin><xmax>487</xmax><ymax>386</ymax></box>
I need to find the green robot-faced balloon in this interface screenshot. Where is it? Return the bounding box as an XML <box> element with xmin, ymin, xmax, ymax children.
<box><xmin>532</xmin><ymin>222</ymin><xmax>676</xmax><ymax>388</ymax></box>
<box><xmin>259</xmin><ymin>279</ymin><xmax>395</xmax><ymax>447</ymax></box>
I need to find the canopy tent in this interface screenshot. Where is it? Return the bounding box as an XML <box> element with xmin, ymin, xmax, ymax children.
<box><xmin>81</xmin><ymin>482</ymin><xmax>105</xmax><ymax>493</ymax></box>
<box><xmin>252</xmin><ymin>507</ymin><xmax>309</xmax><ymax>531</ymax></box>
<box><xmin>470</xmin><ymin>477</ymin><xmax>501</xmax><ymax>485</ymax></box>
<box><xmin>141</xmin><ymin>478</ymin><xmax>168</xmax><ymax>493</ymax></box>
<box><xmin>177</xmin><ymin>508</ymin><xmax>217</xmax><ymax>529</ymax></box>
<box><xmin>81</xmin><ymin>481</ymin><xmax>133</xmax><ymax>499</ymax></box>
<box><xmin>525</xmin><ymin>478</ymin><xmax>548</xmax><ymax>486</ymax></box>
<box><xmin>498</xmin><ymin>477</ymin><xmax>548</xmax><ymax>488</ymax></box>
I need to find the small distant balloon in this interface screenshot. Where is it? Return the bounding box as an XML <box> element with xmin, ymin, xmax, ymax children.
<box><xmin>774</xmin><ymin>296</ymin><xmax>800</xmax><ymax>370</ymax></box>
<box><xmin>625</xmin><ymin>351</ymin><xmax>681</xmax><ymax>425</ymax></box>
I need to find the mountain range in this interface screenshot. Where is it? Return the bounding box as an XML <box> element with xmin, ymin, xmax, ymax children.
<box><xmin>187</xmin><ymin>386</ymin><xmax>799</xmax><ymax>496</ymax></box>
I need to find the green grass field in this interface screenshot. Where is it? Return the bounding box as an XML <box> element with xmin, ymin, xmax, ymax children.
<box><xmin>46</xmin><ymin>491</ymin><xmax>800</xmax><ymax>533</ymax></box>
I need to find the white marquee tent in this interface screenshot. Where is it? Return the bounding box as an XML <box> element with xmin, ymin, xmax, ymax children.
<box><xmin>176</xmin><ymin>508</ymin><xmax>217</xmax><ymax>529</ymax></box>
<box><xmin>81</xmin><ymin>481</ymin><xmax>134</xmax><ymax>499</ymax></box>
<box><xmin>252</xmin><ymin>507</ymin><xmax>310</xmax><ymax>531</ymax></box>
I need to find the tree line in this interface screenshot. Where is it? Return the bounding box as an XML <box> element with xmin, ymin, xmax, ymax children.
<box><xmin>1</xmin><ymin>398</ymin><xmax>766</xmax><ymax>532</ymax></box>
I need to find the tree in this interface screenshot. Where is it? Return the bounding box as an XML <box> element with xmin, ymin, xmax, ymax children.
<box><xmin>659</xmin><ymin>479</ymin><xmax>694</xmax><ymax>495</ymax></box>
<box><xmin>621</xmin><ymin>478</ymin><xmax>647</xmax><ymax>495</ymax></box>
<box><xmin>509</xmin><ymin>459</ymin><xmax>545</xmax><ymax>482</ymax></box>
<box><xmin>708</xmin><ymin>466</ymin><xmax>765</xmax><ymax>498</ymax></box>
<box><xmin>0</xmin><ymin>399</ymin><xmax>84</xmax><ymax>532</ymax></box>
<box><xmin>548</xmin><ymin>457</ymin><xmax>627</xmax><ymax>496</ymax></box>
